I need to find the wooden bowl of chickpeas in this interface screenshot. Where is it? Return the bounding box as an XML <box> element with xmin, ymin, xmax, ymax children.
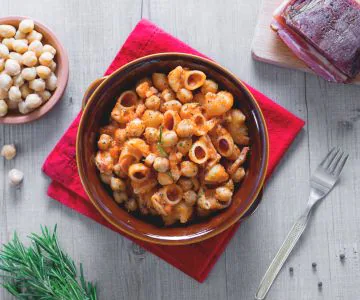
<box><xmin>0</xmin><ymin>16</ymin><xmax>69</xmax><ymax>124</ymax></box>
<box><xmin>77</xmin><ymin>53</ymin><xmax>269</xmax><ymax>245</ymax></box>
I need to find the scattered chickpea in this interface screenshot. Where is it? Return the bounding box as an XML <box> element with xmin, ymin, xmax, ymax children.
<box><xmin>1</xmin><ymin>144</ymin><xmax>16</xmax><ymax>160</ymax></box>
<box><xmin>8</xmin><ymin>168</ymin><xmax>24</xmax><ymax>186</ymax></box>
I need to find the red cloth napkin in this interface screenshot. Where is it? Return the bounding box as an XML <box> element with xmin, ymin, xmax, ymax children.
<box><xmin>42</xmin><ymin>19</ymin><xmax>305</xmax><ymax>282</ymax></box>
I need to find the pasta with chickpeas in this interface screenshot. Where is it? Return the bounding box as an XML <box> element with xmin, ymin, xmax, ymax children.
<box><xmin>95</xmin><ymin>66</ymin><xmax>251</xmax><ymax>226</ymax></box>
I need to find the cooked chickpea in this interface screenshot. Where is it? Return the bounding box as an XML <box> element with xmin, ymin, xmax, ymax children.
<box><xmin>18</xmin><ymin>101</ymin><xmax>32</xmax><ymax>114</ymax></box>
<box><xmin>145</xmin><ymin>95</ymin><xmax>161</xmax><ymax>110</ymax></box>
<box><xmin>38</xmin><ymin>90</ymin><xmax>51</xmax><ymax>102</ymax></box>
<box><xmin>20</xmin><ymin>84</ymin><xmax>32</xmax><ymax>98</ymax></box>
<box><xmin>1</xmin><ymin>144</ymin><xmax>16</xmax><ymax>160</ymax></box>
<box><xmin>114</xmin><ymin>128</ymin><xmax>127</xmax><ymax>144</ymax></box>
<box><xmin>9</xmin><ymin>52</ymin><xmax>23</xmax><ymax>65</ymax></box>
<box><xmin>36</xmin><ymin>65</ymin><xmax>51</xmax><ymax>79</ymax></box>
<box><xmin>28</xmin><ymin>40</ymin><xmax>43</xmax><ymax>57</ymax></box>
<box><xmin>29</xmin><ymin>78</ymin><xmax>45</xmax><ymax>92</ymax></box>
<box><xmin>161</xmin><ymin>130</ymin><xmax>178</xmax><ymax>147</ymax></box>
<box><xmin>2</xmin><ymin>38</ymin><xmax>14</xmax><ymax>51</ymax></box>
<box><xmin>0</xmin><ymin>44</ymin><xmax>9</xmax><ymax>58</ymax></box>
<box><xmin>100</xmin><ymin>173</ymin><xmax>111</xmax><ymax>184</ymax></box>
<box><xmin>110</xmin><ymin>177</ymin><xmax>126</xmax><ymax>192</ymax></box>
<box><xmin>153</xmin><ymin>157</ymin><xmax>170</xmax><ymax>173</ymax></box>
<box><xmin>178</xmin><ymin>178</ymin><xmax>193</xmax><ymax>192</ymax></box>
<box><xmin>42</xmin><ymin>44</ymin><xmax>56</xmax><ymax>55</ymax></box>
<box><xmin>13</xmin><ymin>39</ymin><xmax>28</xmax><ymax>54</ymax></box>
<box><xmin>144</xmin><ymin>127</ymin><xmax>159</xmax><ymax>144</ymax></box>
<box><xmin>176</xmin><ymin>138</ymin><xmax>193</xmax><ymax>155</ymax></box>
<box><xmin>8</xmin><ymin>86</ymin><xmax>22</xmax><ymax>102</ymax></box>
<box><xmin>39</xmin><ymin>52</ymin><xmax>53</xmax><ymax>66</ymax></box>
<box><xmin>5</xmin><ymin>59</ymin><xmax>21</xmax><ymax>76</ymax></box>
<box><xmin>126</xmin><ymin>118</ymin><xmax>145</xmax><ymax>137</ymax></box>
<box><xmin>160</xmin><ymin>99</ymin><xmax>182</xmax><ymax>112</ymax></box>
<box><xmin>45</xmin><ymin>72</ymin><xmax>57</xmax><ymax>91</ymax></box>
<box><xmin>232</xmin><ymin>167</ymin><xmax>246</xmax><ymax>183</ymax></box>
<box><xmin>201</xmin><ymin>79</ymin><xmax>218</xmax><ymax>94</ymax></box>
<box><xmin>176</xmin><ymin>88</ymin><xmax>193</xmax><ymax>103</ymax></box>
<box><xmin>183</xmin><ymin>190</ymin><xmax>197</xmax><ymax>206</ymax></box>
<box><xmin>144</xmin><ymin>153</ymin><xmax>157</xmax><ymax>167</ymax></box>
<box><xmin>21</xmin><ymin>67</ymin><xmax>36</xmax><ymax>81</ymax></box>
<box><xmin>176</xmin><ymin>119</ymin><xmax>195</xmax><ymax>138</ymax></box>
<box><xmin>19</xmin><ymin>19</ymin><xmax>34</xmax><ymax>34</ymax></box>
<box><xmin>24</xmin><ymin>93</ymin><xmax>42</xmax><ymax>109</ymax></box>
<box><xmin>161</xmin><ymin>88</ymin><xmax>176</xmax><ymax>102</ymax></box>
<box><xmin>152</xmin><ymin>73</ymin><xmax>169</xmax><ymax>91</ymax></box>
<box><xmin>157</xmin><ymin>172</ymin><xmax>174</xmax><ymax>185</ymax></box>
<box><xmin>97</xmin><ymin>134</ymin><xmax>112</xmax><ymax>150</ymax></box>
<box><xmin>0</xmin><ymin>25</ymin><xmax>16</xmax><ymax>38</ymax></box>
<box><xmin>13</xmin><ymin>74</ymin><xmax>24</xmax><ymax>87</ymax></box>
<box><xmin>125</xmin><ymin>198</ymin><xmax>138</xmax><ymax>211</ymax></box>
<box><xmin>0</xmin><ymin>73</ymin><xmax>13</xmax><ymax>90</ymax></box>
<box><xmin>215</xmin><ymin>187</ymin><xmax>233</xmax><ymax>202</ymax></box>
<box><xmin>27</xmin><ymin>30</ymin><xmax>43</xmax><ymax>43</ymax></box>
<box><xmin>113</xmin><ymin>191</ymin><xmax>128</xmax><ymax>204</ymax></box>
<box><xmin>180</xmin><ymin>161</ymin><xmax>198</xmax><ymax>177</ymax></box>
<box><xmin>22</xmin><ymin>51</ymin><xmax>38</xmax><ymax>67</ymax></box>
<box><xmin>0</xmin><ymin>99</ymin><xmax>8</xmax><ymax>116</ymax></box>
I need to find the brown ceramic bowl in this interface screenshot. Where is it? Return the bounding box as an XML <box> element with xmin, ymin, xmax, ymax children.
<box><xmin>0</xmin><ymin>16</ymin><xmax>69</xmax><ymax>124</ymax></box>
<box><xmin>77</xmin><ymin>53</ymin><xmax>269</xmax><ymax>245</ymax></box>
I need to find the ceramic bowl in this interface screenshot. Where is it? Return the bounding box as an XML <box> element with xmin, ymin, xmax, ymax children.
<box><xmin>0</xmin><ymin>16</ymin><xmax>69</xmax><ymax>124</ymax></box>
<box><xmin>77</xmin><ymin>53</ymin><xmax>269</xmax><ymax>245</ymax></box>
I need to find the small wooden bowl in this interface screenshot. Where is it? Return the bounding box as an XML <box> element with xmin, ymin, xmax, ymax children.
<box><xmin>77</xmin><ymin>53</ymin><xmax>269</xmax><ymax>245</ymax></box>
<box><xmin>0</xmin><ymin>16</ymin><xmax>69</xmax><ymax>124</ymax></box>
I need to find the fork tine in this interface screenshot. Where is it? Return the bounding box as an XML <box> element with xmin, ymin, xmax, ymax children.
<box><xmin>333</xmin><ymin>154</ymin><xmax>349</xmax><ymax>177</ymax></box>
<box><xmin>328</xmin><ymin>150</ymin><xmax>344</xmax><ymax>173</ymax></box>
<box><xmin>320</xmin><ymin>148</ymin><xmax>336</xmax><ymax>167</ymax></box>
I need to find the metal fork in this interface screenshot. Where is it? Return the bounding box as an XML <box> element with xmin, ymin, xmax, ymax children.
<box><xmin>255</xmin><ymin>148</ymin><xmax>349</xmax><ymax>300</ymax></box>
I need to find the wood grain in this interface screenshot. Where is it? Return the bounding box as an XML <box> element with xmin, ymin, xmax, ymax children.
<box><xmin>0</xmin><ymin>0</ymin><xmax>360</xmax><ymax>299</ymax></box>
<box><xmin>252</xmin><ymin>0</ymin><xmax>360</xmax><ymax>84</ymax></box>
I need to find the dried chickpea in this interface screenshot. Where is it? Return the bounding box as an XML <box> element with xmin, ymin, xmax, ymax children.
<box><xmin>20</xmin><ymin>84</ymin><xmax>32</xmax><ymax>98</ymax></box>
<box><xmin>9</xmin><ymin>52</ymin><xmax>23</xmax><ymax>65</ymax></box>
<box><xmin>1</xmin><ymin>144</ymin><xmax>16</xmax><ymax>160</ymax></box>
<box><xmin>183</xmin><ymin>190</ymin><xmax>197</xmax><ymax>206</ymax></box>
<box><xmin>0</xmin><ymin>99</ymin><xmax>8</xmax><ymax>116</ymax></box>
<box><xmin>39</xmin><ymin>52</ymin><xmax>53</xmax><ymax>66</ymax></box>
<box><xmin>144</xmin><ymin>127</ymin><xmax>159</xmax><ymax>144</ymax></box>
<box><xmin>38</xmin><ymin>90</ymin><xmax>51</xmax><ymax>102</ymax></box>
<box><xmin>0</xmin><ymin>25</ymin><xmax>16</xmax><ymax>38</ymax></box>
<box><xmin>21</xmin><ymin>67</ymin><xmax>36</xmax><ymax>81</ymax></box>
<box><xmin>12</xmin><ymin>39</ymin><xmax>28</xmax><ymax>54</ymax></box>
<box><xmin>176</xmin><ymin>138</ymin><xmax>192</xmax><ymax>155</ymax></box>
<box><xmin>19</xmin><ymin>19</ymin><xmax>34</xmax><ymax>34</ymax></box>
<box><xmin>26</xmin><ymin>30</ymin><xmax>42</xmax><ymax>43</ymax></box>
<box><xmin>14</xmin><ymin>30</ymin><xmax>26</xmax><ymax>40</ymax></box>
<box><xmin>110</xmin><ymin>177</ymin><xmax>126</xmax><ymax>192</ymax></box>
<box><xmin>97</xmin><ymin>134</ymin><xmax>112</xmax><ymax>150</ymax></box>
<box><xmin>113</xmin><ymin>191</ymin><xmax>128</xmax><ymax>204</ymax></box>
<box><xmin>153</xmin><ymin>157</ymin><xmax>170</xmax><ymax>173</ymax></box>
<box><xmin>161</xmin><ymin>130</ymin><xmax>178</xmax><ymax>147</ymax></box>
<box><xmin>28</xmin><ymin>40</ymin><xmax>43</xmax><ymax>57</ymax></box>
<box><xmin>157</xmin><ymin>172</ymin><xmax>174</xmax><ymax>185</ymax></box>
<box><xmin>42</xmin><ymin>44</ymin><xmax>56</xmax><ymax>55</ymax></box>
<box><xmin>0</xmin><ymin>73</ymin><xmax>13</xmax><ymax>90</ymax></box>
<box><xmin>18</xmin><ymin>101</ymin><xmax>32</xmax><ymax>114</ymax></box>
<box><xmin>13</xmin><ymin>74</ymin><xmax>24</xmax><ymax>87</ymax></box>
<box><xmin>36</xmin><ymin>65</ymin><xmax>51</xmax><ymax>79</ymax></box>
<box><xmin>8</xmin><ymin>86</ymin><xmax>22</xmax><ymax>102</ymax></box>
<box><xmin>180</xmin><ymin>161</ymin><xmax>198</xmax><ymax>177</ymax></box>
<box><xmin>125</xmin><ymin>198</ymin><xmax>138</xmax><ymax>211</ymax></box>
<box><xmin>24</xmin><ymin>93</ymin><xmax>42</xmax><ymax>109</ymax></box>
<box><xmin>8</xmin><ymin>168</ymin><xmax>24</xmax><ymax>185</ymax></box>
<box><xmin>29</xmin><ymin>78</ymin><xmax>45</xmax><ymax>92</ymax></box>
<box><xmin>49</xmin><ymin>61</ymin><xmax>56</xmax><ymax>72</ymax></box>
<box><xmin>6</xmin><ymin>99</ymin><xmax>18</xmax><ymax>110</ymax></box>
<box><xmin>45</xmin><ymin>72</ymin><xmax>57</xmax><ymax>91</ymax></box>
<box><xmin>125</xmin><ymin>118</ymin><xmax>145</xmax><ymax>137</ymax></box>
<box><xmin>0</xmin><ymin>44</ymin><xmax>9</xmax><ymax>59</ymax></box>
<box><xmin>145</xmin><ymin>95</ymin><xmax>161</xmax><ymax>110</ymax></box>
<box><xmin>4</xmin><ymin>59</ymin><xmax>21</xmax><ymax>76</ymax></box>
<box><xmin>176</xmin><ymin>88</ymin><xmax>193</xmax><ymax>103</ymax></box>
<box><xmin>0</xmin><ymin>59</ymin><xmax>4</xmax><ymax>72</ymax></box>
<box><xmin>2</xmin><ymin>38</ymin><xmax>14</xmax><ymax>51</ymax></box>
<box><xmin>22</xmin><ymin>51</ymin><xmax>37</xmax><ymax>67</ymax></box>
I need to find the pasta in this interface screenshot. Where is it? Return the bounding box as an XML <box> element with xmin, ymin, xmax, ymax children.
<box><xmin>95</xmin><ymin>66</ymin><xmax>250</xmax><ymax>225</ymax></box>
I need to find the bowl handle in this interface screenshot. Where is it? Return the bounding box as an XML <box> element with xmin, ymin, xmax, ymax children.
<box><xmin>82</xmin><ymin>76</ymin><xmax>108</xmax><ymax>109</ymax></box>
<box><xmin>240</xmin><ymin>188</ymin><xmax>264</xmax><ymax>221</ymax></box>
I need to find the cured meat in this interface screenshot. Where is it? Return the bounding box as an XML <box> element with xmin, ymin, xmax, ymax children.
<box><xmin>272</xmin><ymin>0</ymin><xmax>360</xmax><ymax>82</ymax></box>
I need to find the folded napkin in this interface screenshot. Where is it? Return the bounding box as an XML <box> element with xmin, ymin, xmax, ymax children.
<box><xmin>43</xmin><ymin>19</ymin><xmax>305</xmax><ymax>282</ymax></box>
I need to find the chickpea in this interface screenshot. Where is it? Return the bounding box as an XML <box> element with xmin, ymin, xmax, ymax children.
<box><xmin>24</xmin><ymin>93</ymin><xmax>42</xmax><ymax>109</ymax></box>
<box><xmin>161</xmin><ymin>130</ymin><xmax>178</xmax><ymax>147</ymax></box>
<box><xmin>110</xmin><ymin>177</ymin><xmax>126</xmax><ymax>192</ymax></box>
<box><xmin>97</xmin><ymin>134</ymin><xmax>112</xmax><ymax>150</ymax></box>
<box><xmin>27</xmin><ymin>30</ymin><xmax>43</xmax><ymax>43</ymax></box>
<box><xmin>21</xmin><ymin>67</ymin><xmax>36</xmax><ymax>81</ymax></box>
<box><xmin>29</xmin><ymin>78</ymin><xmax>45</xmax><ymax>92</ymax></box>
<box><xmin>215</xmin><ymin>187</ymin><xmax>233</xmax><ymax>202</ymax></box>
<box><xmin>126</xmin><ymin>118</ymin><xmax>145</xmax><ymax>137</ymax></box>
<box><xmin>18</xmin><ymin>101</ymin><xmax>32</xmax><ymax>114</ymax></box>
<box><xmin>183</xmin><ymin>190</ymin><xmax>197</xmax><ymax>206</ymax></box>
<box><xmin>4</xmin><ymin>59</ymin><xmax>21</xmax><ymax>76</ymax></box>
<box><xmin>114</xmin><ymin>128</ymin><xmax>126</xmax><ymax>144</ymax></box>
<box><xmin>0</xmin><ymin>58</ymin><xmax>4</xmax><ymax>72</ymax></box>
<box><xmin>38</xmin><ymin>90</ymin><xmax>51</xmax><ymax>102</ymax></box>
<box><xmin>145</xmin><ymin>95</ymin><xmax>161</xmax><ymax>110</ymax></box>
<box><xmin>19</xmin><ymin>19</ymin><xmax>34</xmax><ymax>34</ymax></box>
<box><xmin>176</xmin><ymin>119</ymin><xmax>195</xmax><ymax>138</ymax></box>
<box><xmin>144</xmin><ymin>153</ymin><xmax>157</xmax><ymax>167</ymax></box>
<box><xmin>13</xmin><ymin>39</ymin><xmax>28</xmax><ymax>54</ymax></box>
<box><xmin>36</xmin><ymin>65</ymin><xmax>51</xmax><ymax>79</ymax></box>
<box><xmin>113</xmin><ymin>191</ymin><xmax>128</xmax><ymax>204</ymax></box>
<box><xmin>157</xmin><ymin>172</ymin><xmax>174</xmax><ymax>185</ymax></box>
<box><xmin>13</xmin><ymin>74</ymin><xmax>24</xmax><ymax>87</ymax></box>
<box><xmin>176</xmin><ymin>138</ymin><xmax>192</xmax><ymax>155</ymax></box>
<box><xmin>49</xmin><ymin>61</ymin><xmax>56</xmax><ymax>72</ymax></box>
<box><xmin>20</xmin><ymin>84</ymin><xmax>32</xmax><ymax>98</ymax></box>
<box><xmin>2</xmin><ymin>38</ymin><xmax>15</xmax><ymax>51</ymax></box>
<box><xmin>176</xmin><ymin>88</ymin><xmax>193</xmax><ymax>103</ymax></box>
<box><xmin>161</xmin><ymin>88</ymin><xmax>176</xmax><ymax>102</ymax></box>
<box><xmin>125</xmin><ymin>198</ymin><xmax>138</xmax><ymax>211</ymax></box>
<box><xmin>153</xmin><ymin>157</ymin><xmax>170</xmax><ymax>173</ymax></box>
<box><xmin>9</xmin><ymin>52</ymin><xmax>23</xmax><ymax>65</ymax></box>
<box><xmin>1</xmin><ymin>144</ymin><xmax>16</xmax><ymax>160</ymax></box>
<box><xmin>42</xmin><ymin>44</ymin><xmax>56</xmax><ymax>55</ymax></box>
<box><xmin>160</xmin><ymin>99</ymin><xmax>182</xmax><ymax>113</ymax></box>
<box><xmin>232</xmin><ymin>167</ymin><xmax>245</xmax><ymax>183</ymax></box>
<box><xmin>8</xmin><ymin>86</ymin><xmax>22</xmax><ymax>102</ymax></box>
<box><xmin>39</xmin><ymin>52</ymin><xmax>54</xmax><ymax>66</ymax></box>
<box><xmin>0</xmin><ymin>44</ymin><xmax>9</xmax><ymax>59</ymax></box>
<box><xmin>201</xmin><ymin>79</ymin><xmax>218</xmax><ymax>94</ymax></box>
<box><xmin>152</xmin><ymin>73</ymin><xmax>169</xmax><ymax>91</ymax></box>
<box><xmin>180</xmin><ymin>161</ymin><xmax>198</xmax><ymax>177</ymax></box>
<box><xmin>0</xmin><ymin>73</ymin><xmax>13</xmax><ymax>90</ymax></box>
<box><xmin>8</xmin><ymin>168</ymin><xmax>24</xmax><ymax>186</ymax></box>
<box><xmin>178</xmin><ymin>178</ymin><xmax>193</xmax><ymax>192</ymax></box>
<box><xmin>0</xmin><ymin>99</ymin><xmax>8</xmax><ymax>117</ymax></box>
<box><xmin>14</xmin><ymin>30</ymin><xmax>26</xmax><ymax>40</ymax></box>
<box><xmin>100</xmin><ymin>173</ymin><xmax>111</xmax><ymax>184</ymax></box>
<box><xmin>144</xmin><ymin>127</ymin><xmax>159</xmax><ymax>144</ymax></box>
<box><xmin>0</xmin><ymin>25</ymin><xmax>16</xmax><ymax>38</ymax></box>
<box><xmin>6</xmin><ymin>99</ymin><xmax>18</xmax><ymax>110</ymax></box>
<box><xmin>28</xmin><ymin>40</ymin><xmax>43</xmax><ymax>57</ymax></box>
<box><xmin>45</xmin><ymin>72</ymin><xmax>57</xmax><ymax>91</ymax></box>
<box><xmin>22</xmin><ymin>51</ymin><xmax>38</xmax><ymax>67</ymax></box>
<box><xmin>0</xmin><ymin>88</ymin><xmax>7</xmax><ymax>99</ymax></box>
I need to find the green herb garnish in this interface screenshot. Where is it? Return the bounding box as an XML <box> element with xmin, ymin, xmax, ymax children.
<box><xmin>0</xmin><ymin>225</ymin><xmax>97</xmax><ymax>300</ymax></box>
<box><xmin>156</xmin><ymin>126</ymin><xmax>168</xmax><ymax>157</ymax></box>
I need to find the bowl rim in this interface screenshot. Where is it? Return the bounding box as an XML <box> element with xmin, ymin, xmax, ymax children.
<box><xmin>76</xmin><ymin>52</ymin><xmax>269</xmax><ymax>245</ymax></box>
<box><xmin>0</xmin><ymin>15</ymin><xmax>69</xmax><ymax>124</ymax></box>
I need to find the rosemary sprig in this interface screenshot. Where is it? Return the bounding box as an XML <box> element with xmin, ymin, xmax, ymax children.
<box><xmin>0</xmin><ymin>225</ymin><xmax>97</xmax><ymax>300</ymax></box>
<box><xmin>156</xmin><ymin>126</ymin><xmax>168</xmax><ymax>157</ymax></box>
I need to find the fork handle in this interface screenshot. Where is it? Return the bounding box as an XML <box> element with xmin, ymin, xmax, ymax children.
<box><xmin>255</xmin><ymin>208</ymin><xmax>311</xmax><ymax>300</ymax></box>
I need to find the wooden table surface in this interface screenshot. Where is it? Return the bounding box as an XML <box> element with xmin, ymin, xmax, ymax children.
<box><xmin>1</xmin><ymin>0</ymin><xmax>360</xmax><ymax>299</ymax></box>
